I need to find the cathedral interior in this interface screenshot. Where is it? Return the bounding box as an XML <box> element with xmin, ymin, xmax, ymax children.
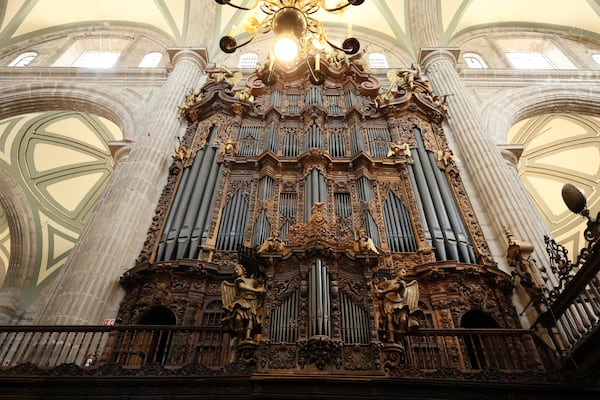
<box><xmin>0</xmin><ymin>1</ymin><xmax>599</xmax><ymax>399</ymax></box>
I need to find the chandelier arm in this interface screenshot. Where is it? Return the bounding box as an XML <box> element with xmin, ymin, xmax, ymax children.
<box><xmin>326</xmin><ymin>37</ymin><xmax>359</xmax><ymax>55</ymax></box>
<box><xmin>232</xmin><ymin>34</ymin><xmax>259</xmax><ymax>51</ymax></box>
<box><xmin>321</xmin><ymin>1</ymin><xmax>357</xmax><ymax>13</ymax></box>
<box><xmin>260</xmin><ymin>2</ymin><xmax>279</xmax><ymax>15</ymax></box>
<box><xmin>217</xmin><ymin>0</ymin><xmax>260</xmax><ymax>11</ymax></box>
<box><xmin>303</xmin><ymin>2</ymin><xmax>321</xmax><ymax>14</ymax></box>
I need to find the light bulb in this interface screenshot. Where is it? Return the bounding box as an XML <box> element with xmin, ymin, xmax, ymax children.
<box><xmin>274</xmin><ymin>36</ymin><xmax>298</xmax><ymax>62</ymax></box>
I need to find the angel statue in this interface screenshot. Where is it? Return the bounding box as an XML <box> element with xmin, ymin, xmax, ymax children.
<box><xmin>353</xmin><ymin>228</ymin><xmax>380</xmax><ymax>254</ymax></box>
<box><xmin>221</xmin><ymin>264</ymin><xmax>266</xmax><ymax>343</ymax></box>
<box><xmin>257</xmin><ymin>230</ymin><xmax>285</xmax><ymax>253</ymax></box>
<box><xmin>375</xmin><ymin>267</ymin><xmax>420</xmax><ymax>343</ymax></box>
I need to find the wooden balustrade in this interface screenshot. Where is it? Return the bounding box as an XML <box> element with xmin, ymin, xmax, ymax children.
<box><xmin>0</xmin><ymin>325</ymin><xmax>558</xmax><ymax>381</ymax></box>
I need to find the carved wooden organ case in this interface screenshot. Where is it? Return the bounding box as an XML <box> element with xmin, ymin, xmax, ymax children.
<box><xmin>119</xmin><ymin>56</ymin><xmax>519</xmax><ymax>372</ymax></box>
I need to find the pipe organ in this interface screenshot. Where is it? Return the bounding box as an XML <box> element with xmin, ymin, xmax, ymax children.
<box><xmin>124</xmin><ymin>56</ymin><xmax>520</xmax><ymax>374</ymax></box>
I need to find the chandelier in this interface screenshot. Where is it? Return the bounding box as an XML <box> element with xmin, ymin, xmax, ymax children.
<box><xmin>215</xmin><ymin>0</ymin><xmax>364</xmax><ymax>81</ymax></box>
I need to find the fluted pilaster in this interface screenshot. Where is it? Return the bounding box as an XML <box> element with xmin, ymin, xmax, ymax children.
<box><xmin>35</xmin><ymin>49</ymin><xmax>208</xmax><ymax>325</ymax></box>
<box><xmin>419</xmin><ymin>48</ymin><xmax>551</xmax><ymax>273</ymax></box>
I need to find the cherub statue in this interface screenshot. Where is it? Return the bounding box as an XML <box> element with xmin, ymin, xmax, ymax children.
<box><xmin>235</xmin><ymin>87</ymin><xmax>254</xmax><ymax>103</ymax></box>
<box><xmin>437</xmin><ymin>147</ymin><xmax>455</xmax><ymax>167</ymax></box>
<box><xmin>177</xmin><ymin>89</ymin><xmax>199</xmax><ymax>111</ymax></box>
<box><xmin>375</xmin><ymin>268</ymin><xmax>420</xmax><ymax>343</ymax></box>
<box><xmin>308</xmin><ymin>202</ymin><xmax>327</xmax><ymax>226</ymax></box>
<box><xmin>387</xmin><ymin>142</ymin><xmax>411</xmax><ymax>158</ymax></box>
<box><xmin>257</xmin><ymin>230</ymin><xmax>285</xmax><ymax>253</ymax></box>
<box><xmin>221</xmin><ymin>264</ymin><xmax>266</xmax><ymax>342</ymax></box>
<box><xmin>388</xmin><ymin>63</ymin><xmax>421</xmax><ymax>92</ymax></box>
<box><xmin>210</xmin><ymin>65</ymin><xmax>243</xmax><ymax>87</ymax></box>
<box><xmin>353</xmin><ymin>228</ymin><xmax>379</xmax><ymax>254</ymax></box>
<box><xmin>221</xmin><ymin>139</ymin><xmax>238</xmax><ymax>157</ymax></box>
<box><xmin>433</xmin><ymin>94</ymin><xmax>448</xmax><ymax>113</ymax></box>
<box><xmin>172</xmin><ymin>138</ymin><xmax>192</xmax><ymax>161</ymax></box>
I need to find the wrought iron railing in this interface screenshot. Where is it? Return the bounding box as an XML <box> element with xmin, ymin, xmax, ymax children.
<box><xmin>0</xmin><ymin>325</ymin><xmax>558</xmax><ymax>382</ymax></box>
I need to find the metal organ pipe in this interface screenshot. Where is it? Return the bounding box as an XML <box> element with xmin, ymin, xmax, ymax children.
<box><xmin>175</xmin><ymin>138</ymin><xmax>218</xmax><ymax>259</ymax></box>
<box><xmin>383</xmin><ymin>192</ymin><xmax>417</xmax><ymax>253</ymax></box>
<box><xmin>158</xmin><ymin>126</ymin><xmax>218</xmax><ymax>261</ymax></box>
<box><xmin>187</xmin><ymin>157</ymin><xmax>221</xmax><ymax>258</ymax></box>
<box><xmin>304</xmin><ymin>169</ymin><xmax>327</xmax><ymax>222</ymax></box>
<box><xmin>427</xmin><ymin>151</ymin><xmax>476</xmax><ymax>263</ymax></box>
<box><xmin>217</xmin><ymin>193</ymin><xmax>236</xmax><ymax>250</ymax></box>
<box><xmin>156</xmin><ymin>165</ymin><xmax>191</xmax><ymax>260</ymax></box>
<box><xmin>264</xmin><ymin>123</ymin><xmax>278</xmax><ymax>153</ymax></box>
<box><xmin>413</xmin><ymin>131</ymin><xmax>460</xmax><ymax>261</ymax></box>
<box><xmin>409</xmin><ymin>148</ymin><xmax>447</xmax><ymax>260</ymax></box>
<box><xmin>309</xmin><ymin>259</ymin><xmax>331</xmax><ymax>337</ymax></box>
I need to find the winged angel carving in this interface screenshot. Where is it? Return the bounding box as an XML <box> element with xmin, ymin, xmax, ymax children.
<box><xmin>221</xmin><ymin>264</ymin><xmax>266</xmax><ymax>343</ymax></box>
<box><xmin>375</xmin><ymin>267</ymin><xmax>421</xmax><ymax>343</ymax></box>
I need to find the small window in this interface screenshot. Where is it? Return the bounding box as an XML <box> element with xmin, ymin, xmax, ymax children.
<box><xmin>368</xmin><ymin>53</ymin><xmax>389</xmax><ymax>69</ymax></box>
<box><xmin>505</xmin><ymin>51</ymin><xmax>555</xmax><ymax>69</ymax></box>
<box><xmin>463</xmin><ymin>52</ymin><xmax>487</xmax><ymax>69</ymax></box>
<box><xmin>592</xmin><ymin>53</ymin><xmax>600</xmax><ymax>65</ymax></box>
<box><xmin>72</xmin><ymin>51</ymin><xmax>121</xmax><ymax>68</ymax></box>
<box><xmin>138</xmin><ymin>52</ymin><xmax>163</xmax><ymax>68</ymax></box>
<box><xmin>238</xmin><ymin>53</ymin><xmax>258</xmax><ymax>69</ymax></box>
<box><xmin>8</xmin><ymin>52</ymin><xmax>38</xmax><ymax>67</ymax></box>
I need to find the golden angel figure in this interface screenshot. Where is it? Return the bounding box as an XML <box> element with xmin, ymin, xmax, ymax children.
<box><xmin>353</xmin><ymin>228</ymin><xmax>380</xmax><ymax>254</ymax></box>
<box><xmin>375</xmin><ymin>268</ymin><xmax>420</xmax><ymax>343</ymax></box>
<box><xmin>221</xmin><ymin>264</ymin><xmax>266</xmax><ymax>342</ymax></box>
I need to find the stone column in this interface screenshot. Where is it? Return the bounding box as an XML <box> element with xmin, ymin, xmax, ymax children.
<box><xmin>36</xmin><ymin>48</ymin><xmax>208</xmax><ymax>325</ymax></box>
<box><xmin>419</xmin><ymin>48</ymin><xmax>551</xmax><ymax>273</ymax></box>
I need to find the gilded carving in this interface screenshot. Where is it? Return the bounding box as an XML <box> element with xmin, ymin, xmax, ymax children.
<box><xmin>374</xmin><ymin>267</ymin><xmax>421</xmax><ymax>343</ymax></box>
<box><xmin>221</xmin><ymin>264</ymin><xmax>266</xmax><ymax>343</ymax></box>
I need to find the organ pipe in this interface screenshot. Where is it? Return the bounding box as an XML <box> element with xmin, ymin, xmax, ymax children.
<box><xmin>309</xmin><ymin>259</ymin><xmax>331</xmax><ymax>337</ymax></box>
<box><xmin>340</xmin><ymin>292</ymin><xmax>369</xmax><ymax>344</ymax></box>
<box><xmin>409</xmin><ymin>145</ymin><xmax>448</xmax><ymax>261</ymax></box>
<box><xmin>408</xmin><ymin>127</ymin><xmax>478</xmax><ymax>263</ymax></box>
<box><xmin>187</xmin><ymin>159</ymin><xmax>222</xmax><ymax>258</ymax></box>
<box><xmin>252</xmin><ymin>209</ymin><xmax>270</xmax><ymax>247</ymax></box>
<box><xmin>270</xmin><ymin>290</ymin><xmax>299</xmax><ymax>343</ymax></box>
<box><xmin>427</xmin><ymin>151</ymin><xmax>476</xmax><ymax>262</ymax></box>
<box><xmin>350</xmin><ymin>123</ymin><xmax>364</xmax><ymax>154</ymax></box>
<box><xmin>329</xmin><ymin>132</ymin><xmax>346</xmax><ymax>158</ymax></box>
<box><xmin>279</xmin><ymin>192</ymin><xmax>297</xmax><ymax>241</ymax></box>
<box><xmin>304</xmin><ymin>169</ymin><xmax>327</xmax><ymax>223</ymax></box>
<box><xmin>157</xmin><ymin>125</ymin><xmax>219</xmax><ymax>261</ymax></box>
<box><xmin>356</xmin><ymin>176</ymin><xmax>373</xmax><ymax>202</ymax></box>
<box><xmin>363</xmin><ymin>212</ymin><xmax>381</xmax><ymax>247</ymax></box>
<box><xmin>216</xmin><ymin>191</ymin><xmax>249</xmax><ymax>251</ymax></box>
<box><xmin>367</xmin><ymin>127</ymin><xmax>391</xmax><ymax>158</ymax></box>
<box><xmin>383</xmin><ymin>192</ymin><xmax>417</xmax><ymax>252</ymax></box>
<box><xmin>283</xmin><ymin>132</ymin><xmax>298</xmax><ymax>157</ymax></box>
<box><xmin>264</xmin><ymin>123</ymin><xmax>278</xmax><ymax>153</ymax></box>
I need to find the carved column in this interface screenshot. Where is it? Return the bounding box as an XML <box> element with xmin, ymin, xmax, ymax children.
<box><xmin>419</xmin><ymin>48</ymin><xmax>551</xmax><ymax>274</ymax></box>
<box><xmin>35</xmin><ymin>49</ymin><xmax>208</xmax><ymax>325</ymax></box>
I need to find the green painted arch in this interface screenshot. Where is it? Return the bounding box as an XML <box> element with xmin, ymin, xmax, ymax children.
<box><xmin>0</xmin><ymin>109</ymin><xmax>124</xmax><ymax>319</ymax></box>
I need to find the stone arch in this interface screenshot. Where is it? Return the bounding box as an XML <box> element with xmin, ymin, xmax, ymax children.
<box><xmin>0</xmin><ymin>82</ymin><xmax>143</xmax><ymax>139</ymax></box>
<box><xmin>0</xmin><ymin>83</ymin><xmax>144</xmax><ymax>322</ymax></box>
<box><xmin>482</xmin><ymin>85</ymin><xmax>600</xmax><ymax>144</ymax></box>
<box><xmin>0</xmin><ymin>170</ymin><xmax>37</xmax><ymax>323</ymax></box>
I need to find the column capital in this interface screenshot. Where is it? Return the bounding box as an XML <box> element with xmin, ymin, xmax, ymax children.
<box><xmin>498</xmin><ymin>144</ymin><xmax>524</xmax><ymax>170</ymax></box>
<box><xmin>167</xmin><ymin>48</ymin><xmax>209</xmax><ymax>69</ymax></box>
<box><xmin>419</xmin><ymin>47</ymin><xmax>461</xmax><ymax>70</ymax></box>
